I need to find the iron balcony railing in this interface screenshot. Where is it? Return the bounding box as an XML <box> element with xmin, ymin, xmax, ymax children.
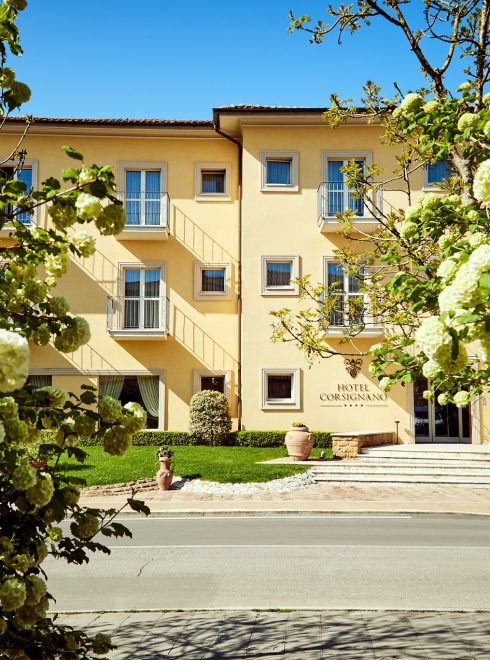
<box><xmin>117</xmin><ymin>191</ymin><xmax>170</xmax><ymax>229</ymax></box>
<box><xmin>317</xmin><ymin>182</ymin><xmax>384</xmax><ymax>221</ymax></box>
<box><xmin>106</xmin><ymin>296</ymin><xmax>170</xmax><ymax>333</ymax></box>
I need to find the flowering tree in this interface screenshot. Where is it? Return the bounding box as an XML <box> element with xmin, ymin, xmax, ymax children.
<box><xmin>0</xmin><ymin>2</ymin><xmax>150</xmax><ymax>656</ymax></box>
<box><xmin>272</xmin><ymin>1</ymin><xmax>490</xmax><ymax>408</ymax></box>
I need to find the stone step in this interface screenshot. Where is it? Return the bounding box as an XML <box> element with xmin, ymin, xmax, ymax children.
<box><xmin>359</xmin><ymin>449</ymin><xmax>490</xmax><ymax>462</ymax></box>
<box><xmin>312</xmin><ymin>471</ymin><xmax>490</xmax><ymax>485</ymax></box>
<box><xmin>354</xmin><ymin>458</ymin><xmax>490</xmax><ymax>469</ymax></box>
<box><xmin>311</xmin><ymin>464</ymin><xmax>490</xmax><ymax>476</ymax></box>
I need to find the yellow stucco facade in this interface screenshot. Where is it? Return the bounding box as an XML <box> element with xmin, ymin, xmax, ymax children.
<box><xmin>1</xmin><ymin>107</ymin><xmax>486</xmax><ymax>443</ymax></box>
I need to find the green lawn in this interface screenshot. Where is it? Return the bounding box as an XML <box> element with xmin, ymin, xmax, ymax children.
<box><xmin>55</xmin><ymin>446</ymin><xmax>332</xmax><ymax>486</ymax></box>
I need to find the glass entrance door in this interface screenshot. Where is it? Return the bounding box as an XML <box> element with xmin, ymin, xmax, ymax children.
<box><xmin>414</xmin><ymin>378</ymin><xmax>470</xmax><ymax>443</ymax></box>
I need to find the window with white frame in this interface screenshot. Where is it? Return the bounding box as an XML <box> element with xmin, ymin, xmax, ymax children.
<box><xmin>261</xmin><ymin>255</ymin><xmax>299</xmax><ymax>295</ymax></box>
<box><xmin>118</xmin><ymin>162</ymin><xmax>166</xmax><ymax>227</ymax></box>
<box><xmin>261</xmin><ymin>368</ymin><xmax>300</xmax><ymax>409</ymax></box>
<box><xmin>193</xmin><ymin>369</ymin><xmax>231</xmax><ymax>400</ymax></box>
<box><xmin>320</xmin><ymin>151</ymin><xmax>372</xmax><ymax>218</ymax></box>
<box><xmin>0</xmin><ymin>161</ymin><xmax>37</xmax><ymax>225</ymax></box>
<box><xmin>122</xmin><ymin>267</ymin><xmax>163</xmax><ymax>329</ymax></box>
<box><xmin>261</xmin><ymin>151</ymin><xmax>298</xmax><ymax>191</ymax></box>
<box><xmin>194</xmin><ymin>262</ymin><xmax>230</xmax><ymax>300</ymax></box>
<box><xmin>195</xmin><ymin>162</ymin><xmax>231</xmax><ymax>199</ymax></box>
<box><xmin>99</xmin><ymin>375</ymin><xmax>160</xmax><ymax>429</ymax></box>
<box><xmin>425</xmin><ymin>160</ymin><xmax>450</xmax><ymax>187</ymax></box>
<box><xmin>324</xmin><ymin>259</ymin><xmax>365</xmax><ymax>327</ymax></box>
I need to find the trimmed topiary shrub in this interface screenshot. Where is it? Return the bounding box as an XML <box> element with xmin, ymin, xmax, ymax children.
<box><xmin>231</xmin><ymin>430</ymin><xmax>332</xmax><ymax>448</ymax></box>
<box><xmin>188</xmin><ymin>389</ymin><xmax>232</xmax><ymax>445</ymax></box>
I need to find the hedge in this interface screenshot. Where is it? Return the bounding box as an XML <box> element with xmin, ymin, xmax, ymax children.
<box><xmin>41</xmin><ymin>429</ymin><xmax>332</xmax><ymax>449</ymax></box>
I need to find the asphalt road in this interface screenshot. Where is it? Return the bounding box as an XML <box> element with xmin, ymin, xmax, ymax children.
<box><xmin>47</xmin><ymin>515</ymin><xmax>490</xmax><ymax>611</ymax></box>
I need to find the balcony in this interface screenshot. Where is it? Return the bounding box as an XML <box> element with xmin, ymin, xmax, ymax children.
<box><xmin>116</xmin><ymin>192</ymin><xmax>170</xmax><ymax>240</ymax></box>
<box><xmin>0</xmin><ymin>211</ymin><xmax>34</xmax><ymax>238</ymax></box>
<box><xmin>317</xmin><ymin>182</ymin><xmax>383</xmax><ymax>233</ymax></box>
<box><xmin>106</xmin><ymin>296</ymin><xmax>169</xmax><ymax>340</ymax></box>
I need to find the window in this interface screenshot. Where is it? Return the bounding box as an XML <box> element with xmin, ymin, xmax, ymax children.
<box><xmin>122</xmin><ymin>267</ymin><xmax>162</xmax><ymax>329</ymax></box>
<box><xmin>426</xmin><ymin>160</ymin><xmax>450</xmax><ymax>187</ymax></box>
<box><xmin>321</xmin><ymin>151</ymin><xmax>372</xmax><ymax>218</ymax></box>
<box><xmin>201</xmin><ymin>169</ymin><xmax>226</xmax><ymax>194</ymax></box>
<box><xmin>325</xmin><ymin>259</ymin><xmax>364</xmax><ymax>327</ymax></box>
<box><xmin>261</xmin><ymin>151</ymin><xmax>299</xmax><ymax>191</ymax></box>
<box><xmin>194</xmin><ymin>262</ymin><xmax>231</xmax><ymax>300</ymax></box>
<box><xmin>0</xmin><ymin>162</ymin><xmax>37</xmax><ymax>225</ymax></box>
<box><xmin>118</xmin><ymin>162</ymin><xmax>166</xmax><ymax>227</ymax></box>
<box><xmin>193</xmin><ymin>369</ymin><xmax>231</xmax><ymax>400</ymax></box>
<box><xmin>261</xmin><ymin>255</ymin><xmax>299</xmax><ymax>295</ymax></box>
<box><xmin>261</xmin><ymin>368</ymin><xmax>300</xmax><ymax>409</ymax></box>
<box><xmin>195</xmin><ymin>162</ymin><xmax>231</xmax><ymax>200</ymax></box>
<box><xmin>99</xmin><ymin>375</ymin><xmax>160</xmax><ymax>429</ymax></box>
<box><xmin>26</xmin><ymin>375</ymin><xmax>52</xmax><ymax>388</ymax></box>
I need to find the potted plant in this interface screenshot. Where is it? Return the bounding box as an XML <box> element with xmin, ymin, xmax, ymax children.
<box><xmin>155</xmin><ymin>445</ymin><xmax>174</xmax><ymax>491</ymax></box>
<box><xmin>285</xmin><ymin>422</ymin><xmax>314</xmax><ymax>461</ymax></box>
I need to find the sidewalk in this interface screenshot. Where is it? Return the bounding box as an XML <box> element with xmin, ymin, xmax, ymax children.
<box><xmin>57</xmin><ymin>610</ymin><xmax>490</xmax><ymax>658</ymax></box>
<box><xmin>80</xmin><ymin>481</ymin><xmax>490</xmax><ymax>516</ymax></box>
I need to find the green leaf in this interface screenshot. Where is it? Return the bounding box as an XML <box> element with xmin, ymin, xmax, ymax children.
<box><xmin>480</xmin><ymin>273</ymin><xmax>490</xmax><ymax>292</ymax></box>
<box><xmin>127</xmin><ymin>498</ymin><xmax>151</xmax><ymax>516</ymax></box>
<box><xmin>61</xmin><ymin>145</ymin><xmax>84</xmax><ymax>161</ymax></box>
<box><xmin>80</xmin><ymin>390</ymin><xmax>97</xmax><ymax>405</ymax></box>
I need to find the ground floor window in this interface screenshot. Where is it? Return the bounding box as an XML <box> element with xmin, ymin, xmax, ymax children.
<box><xmin>99</xmin><ymin>375</ymin><xmax>159</xmax><ymax>429</ymax></box>
<box><xmin>193</xmin><ymin>370</ymin><xmax>230</xmax><ymax>400</ymax></box>
<box><xmin>261</xmin><ymin>368</ymin><xmax>300</xmax><ymax>409</ymax></box>
<box><xmin>27</xmin><ymin>375</ymin><xmax>52</xmax><ymax>388</ymax></box>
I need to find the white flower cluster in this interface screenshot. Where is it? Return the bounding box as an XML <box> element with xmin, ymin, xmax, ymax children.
<box><xmin>393</xmin><ymin>93</ymin><xmax>423</xmax><ymax>117</ymax></box>
<box><xmin>72</xmin><ymin>230</ymin><xmax>96</xmax><ymax>257</ymax></box>
<box><xmin>423</xmin><ymin>100</ymin><xmax>440</xmax><ymax>114</ymax></box>
<box><xmin>98</xmin><ymin>396</ymin><xmax>122</xmax><ymax>423</ymax></box>
<box><xmin>49</xmin><ymin>295</ymin><xmax>70</xmax><ymax>317</ymax></box>
<box><xmin>71</xmin><ymin>513</ymin><xmax>100</xmax><ymax>540</ymax></box>
<box><xmin>123</xmin><ymin>401</ymin><xmax>147</xmax><ymax>432</ymax></box>
<box><xmin>95</xmin><ymin>203</ymin><xmax>126</xmax><ymax>236</ymax></box>
<box><xmin>0</xmin><ymin>578</ymin><xmax>26</xmax><ymax>611</ymax></box>
<box><xmin>36</xmin><ymin>386</ymin><xmax>66</xmax><ymax>407</ymax></box>
<box><xmin>415</xmin><ymin>316</ymin><xmax>468</xmax><ymax>375</ymax></box>
<box><xmin>453</xmin><ymin>391</ymin><xmax>470</xmax><ymax>408</ymax></box>
<box><xmin>26</xmin><ymin>474</ymin><xmax>54</xmax><ymax>508</ymax></box>
<box><xmin>457</xmin><ymin>112</ymin><xmax>478</xmax><ymax>131</ymax></box>
<box><xmin>103</xmin><ymin>426</ymin><xmax>131</xmax><ymax>456</ymax></box>
<box><xmin>12</xmin><ymin>464</ymin><xmax>37</xmax><ymax>491</ymax></box>
<box><xmin>54</xmin><ymin>316</ymin><xmax>91</xmax><ymax>353</ymax></box>
<box><xmin>0</xmin><ymin>330</ymin><xmax>29</xmax><ymax>393</ymax></box>
<box><xmin>73</xmin><ymin>414</ymin><xmax>97</xmax><ymax>436</ymax></box>
<box><xmin>75</xmin><ymin>193</ymin><xmax>103</xmax><ymax>220</ymax></box>
<box><xmin>45</xmin><ymin>251</ymin><xmax>68</xmax><ymax>279</ymax></box>
<box><xmin>474</xmin><ymin>159</ymin><xmax>490</xmax><ymax>204</ymax></box>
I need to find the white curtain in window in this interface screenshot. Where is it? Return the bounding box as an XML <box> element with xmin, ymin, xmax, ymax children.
<box><xmin>137</xmin><ymin>376</ymin><xmax>159</xmax><ymax>418</ymax></box>
<box><xmin>29</xmin><ymin>375</ymin><xmax>52</xmax><ymax>388</ymax></box>
<box><xmin>99</xmin><ymin>375</ymin><xmax>124</xmax><ymax>399</ymax></box>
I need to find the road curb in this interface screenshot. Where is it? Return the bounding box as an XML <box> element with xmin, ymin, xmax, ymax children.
<box><xmin>109</xmin><ymin>508</ymin><xmax>490</xmax><ymax>518</ymax></box>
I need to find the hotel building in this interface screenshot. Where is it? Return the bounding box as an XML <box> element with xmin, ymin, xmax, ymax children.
<box><xmin>1</xmin><ymin>106</ymin><xmax>486</xmax><ymax>444</ymax></box>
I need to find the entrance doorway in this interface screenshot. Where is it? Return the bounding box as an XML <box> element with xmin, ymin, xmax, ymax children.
<box><xmin>414</xmin><ymin>378</ymin><xmax>470</xmax><ymax>443</ymax></box>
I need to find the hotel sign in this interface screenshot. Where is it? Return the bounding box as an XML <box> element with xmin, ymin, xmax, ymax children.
<box><xmin>320</xmin><ymin>383</ymin><xmax>388</xmax><ymax>408</ymax></box>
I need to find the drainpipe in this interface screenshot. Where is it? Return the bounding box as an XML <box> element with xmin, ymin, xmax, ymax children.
<box><xmin>213</xmin><ymin>110</ymin><xmax>243</xmax><ymax>430</ymax></box>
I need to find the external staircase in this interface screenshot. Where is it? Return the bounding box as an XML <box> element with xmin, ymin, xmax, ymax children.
<box><xmin>311</xmin><ymin>444</ymin><xmax>490</xmax><ymax>485</ymax></box>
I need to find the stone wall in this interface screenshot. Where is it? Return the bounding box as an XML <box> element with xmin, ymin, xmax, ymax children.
<box><xmin>332</xmin><ymin>432</ymin><xmax>396</xmax><ymax>459</ymax></box>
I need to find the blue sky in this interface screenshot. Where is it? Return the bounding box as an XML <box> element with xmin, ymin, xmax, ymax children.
<box><xmin>12</xmin><ymin>0</ymin><xmax>468</xmax><ymax>120</ymax></box>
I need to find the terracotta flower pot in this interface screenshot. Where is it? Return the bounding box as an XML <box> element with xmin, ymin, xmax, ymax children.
<box><xmin>156</xmin><ymin>457</ymin><xmax>173</xmax><ymax>491</ymax></box>
<box><xmin>285</xmin><ymin>425</ymin><xmax>314</xmax><ymax>461</ymax></box>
